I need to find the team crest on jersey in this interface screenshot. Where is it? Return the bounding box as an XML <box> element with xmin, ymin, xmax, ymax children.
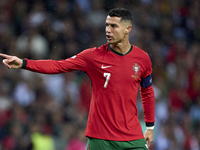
<box><xmin>132</xmin><ymin>63</ymin><xmax>140</xmax><ymax>79</ymax></box>
<box><xmin>133</xmin><ymin>63</ymin><xmax>140</xmax><ymax>75</ymax></box>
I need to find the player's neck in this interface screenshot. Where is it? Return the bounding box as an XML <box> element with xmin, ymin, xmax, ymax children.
<box><xmin>110</xmin><ymin>41</ymin><xmax>131</xmax><ymax>55</ymax></box>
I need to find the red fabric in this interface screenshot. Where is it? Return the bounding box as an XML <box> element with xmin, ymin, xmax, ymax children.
<box><xmin>25</xmin><ymin>44</ymin><xmax>155</xmax><ymax>141</ymax></box>
<box><xmin>140</xmin><ymin>85</ymin><xmax>155</xmax><ymax>123</ymax></box>
<box><xmin>79</xmin><ymin>77</ymin><xmax>91</xmax><ymax>113</ymax></box>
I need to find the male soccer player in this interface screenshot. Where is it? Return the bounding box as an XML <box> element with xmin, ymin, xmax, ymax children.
<box><xmin>0</xmin><ymin>8</ymin><xmax>155</xmax><ymax>150</ymax></box>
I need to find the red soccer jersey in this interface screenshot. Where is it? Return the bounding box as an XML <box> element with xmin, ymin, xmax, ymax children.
<box><xmin>24</xmin><ymin>44</ymin><xmax>155</xmax><ymax>141</ymax></box>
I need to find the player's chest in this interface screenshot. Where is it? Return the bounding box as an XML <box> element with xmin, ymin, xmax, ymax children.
<box><xmin>92</xmin><ymin>55</ymin><xmax>144</xmax><ymax>83</ymax></box>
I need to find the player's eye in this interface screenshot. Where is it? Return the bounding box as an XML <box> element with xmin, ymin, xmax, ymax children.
<box><xmin>111</xmin><ymin>24</ymin><xmax>117</xmax><ymax>28</ymax></box>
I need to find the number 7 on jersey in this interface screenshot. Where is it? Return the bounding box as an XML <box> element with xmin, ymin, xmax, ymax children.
<box><xmin>103</xmin><ymin>73</ymin><xmax>111</xmax><ymax>88</ymax></box>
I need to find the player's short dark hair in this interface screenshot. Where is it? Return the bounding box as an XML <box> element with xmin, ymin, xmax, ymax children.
<box><xmin>108</xmin><ymin>8</ymin><xmax>132</xmax><ymax>25</ymax></box>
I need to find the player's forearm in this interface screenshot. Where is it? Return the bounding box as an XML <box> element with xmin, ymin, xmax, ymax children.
<box><xmin>21</xmin><ymin>59</ymin><xmax>73</xmax><ymax>74</ymax></box>
<box><xmin>140</xmin><ymin>85</ymin><xmax>155</xmax><ymax>124</ymax></box>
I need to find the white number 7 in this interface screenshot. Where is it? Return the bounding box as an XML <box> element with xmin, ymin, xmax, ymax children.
<box><xmin>103</xmin><ymin>73</ymin><xmax>111</xmax><ymax>88</ymax></box>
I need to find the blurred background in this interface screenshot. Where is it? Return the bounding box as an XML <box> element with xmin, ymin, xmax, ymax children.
<box><xmin>0</xmin><ymin>0</ymin><xmax>199</xmax><ymax>149</ymax></box>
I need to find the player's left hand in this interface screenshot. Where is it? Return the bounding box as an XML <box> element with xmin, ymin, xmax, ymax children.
<box><xmin>144</xmin><ymin>129</ymin><xmax>154</xmax><ymax>148</ymax></box>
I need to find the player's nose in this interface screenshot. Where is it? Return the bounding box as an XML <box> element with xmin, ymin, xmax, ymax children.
<box><xmin>106</xmin><ymin>26</ymin><xmax>111</xmax><ymax>33</ymax></box>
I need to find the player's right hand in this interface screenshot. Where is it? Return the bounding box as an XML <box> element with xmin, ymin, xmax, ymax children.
<box><xmin>0</xmin><ymin>53</ymin><xmax>23</xmax><ymax>69</ymax></box>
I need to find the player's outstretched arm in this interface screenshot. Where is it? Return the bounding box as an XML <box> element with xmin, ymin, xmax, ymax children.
<box><xmin>0</xmin><ymin>53</ymin><xmax>23</xmax><ymax>69</ymax></box>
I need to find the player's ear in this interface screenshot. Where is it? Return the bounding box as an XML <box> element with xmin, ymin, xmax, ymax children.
<box><xmin>125</xmin><ymin>25</ymin><xmax>132</xmax><ymax>34</ymax></box>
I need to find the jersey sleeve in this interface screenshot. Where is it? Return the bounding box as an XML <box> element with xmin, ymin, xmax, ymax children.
<box><xmin>140</xmin><ymin>54</ymin><xmax>155</xmax><ymax>126</ymax></box>
<box><xmin>22</xmin><ymin>48</ymin><xmax>94</xmax><ymax>74</ymax></box>
<box><xmin>140</xmin><ymin>85</ymin><xmax>155</xmax><ymax>125</ymax></box>
<box><xmin>141</xmin><ymin>54</ymin><xmax>152</xmax><ymax>78</ymax></box>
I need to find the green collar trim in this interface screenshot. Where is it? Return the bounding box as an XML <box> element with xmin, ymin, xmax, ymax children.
<box><xmin>108</xmin><ymin>44</ymin><xmax>132</xmax><ymax>56</ymax></box>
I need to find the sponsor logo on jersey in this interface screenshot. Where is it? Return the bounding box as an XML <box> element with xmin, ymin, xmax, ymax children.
<box><xmin>101</xmin><ymin>65</ymin><xmax>112</xmax><ymax>69</ymax></box>
<box><xmin>71</xmin><ymin>55</ymin><xmax>76</xmax><ymax>59</ymax></box>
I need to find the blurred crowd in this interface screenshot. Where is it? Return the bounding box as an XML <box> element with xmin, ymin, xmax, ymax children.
<box><xmin>0</xmin><ymin>0</ymin><xmax>200</xmax><ymax>150</ymax></box>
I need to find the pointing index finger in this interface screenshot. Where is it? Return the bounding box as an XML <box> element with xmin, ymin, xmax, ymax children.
<box><xmin>0</xmin><ymin>53</ymin><xmax>11</xmax><ymax>59</ymax></box>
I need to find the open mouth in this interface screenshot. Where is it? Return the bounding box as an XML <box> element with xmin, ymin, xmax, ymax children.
<box><xmin>106</xmin><ymin>35</ymin><xmax>112</xmax><ymax>40</ymax></box>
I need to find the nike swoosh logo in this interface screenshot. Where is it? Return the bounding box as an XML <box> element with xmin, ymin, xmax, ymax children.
<box><xmin>101</xmin><ymin>65</ymin><xmax>112</xmax><ymax>69</ymax></box>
